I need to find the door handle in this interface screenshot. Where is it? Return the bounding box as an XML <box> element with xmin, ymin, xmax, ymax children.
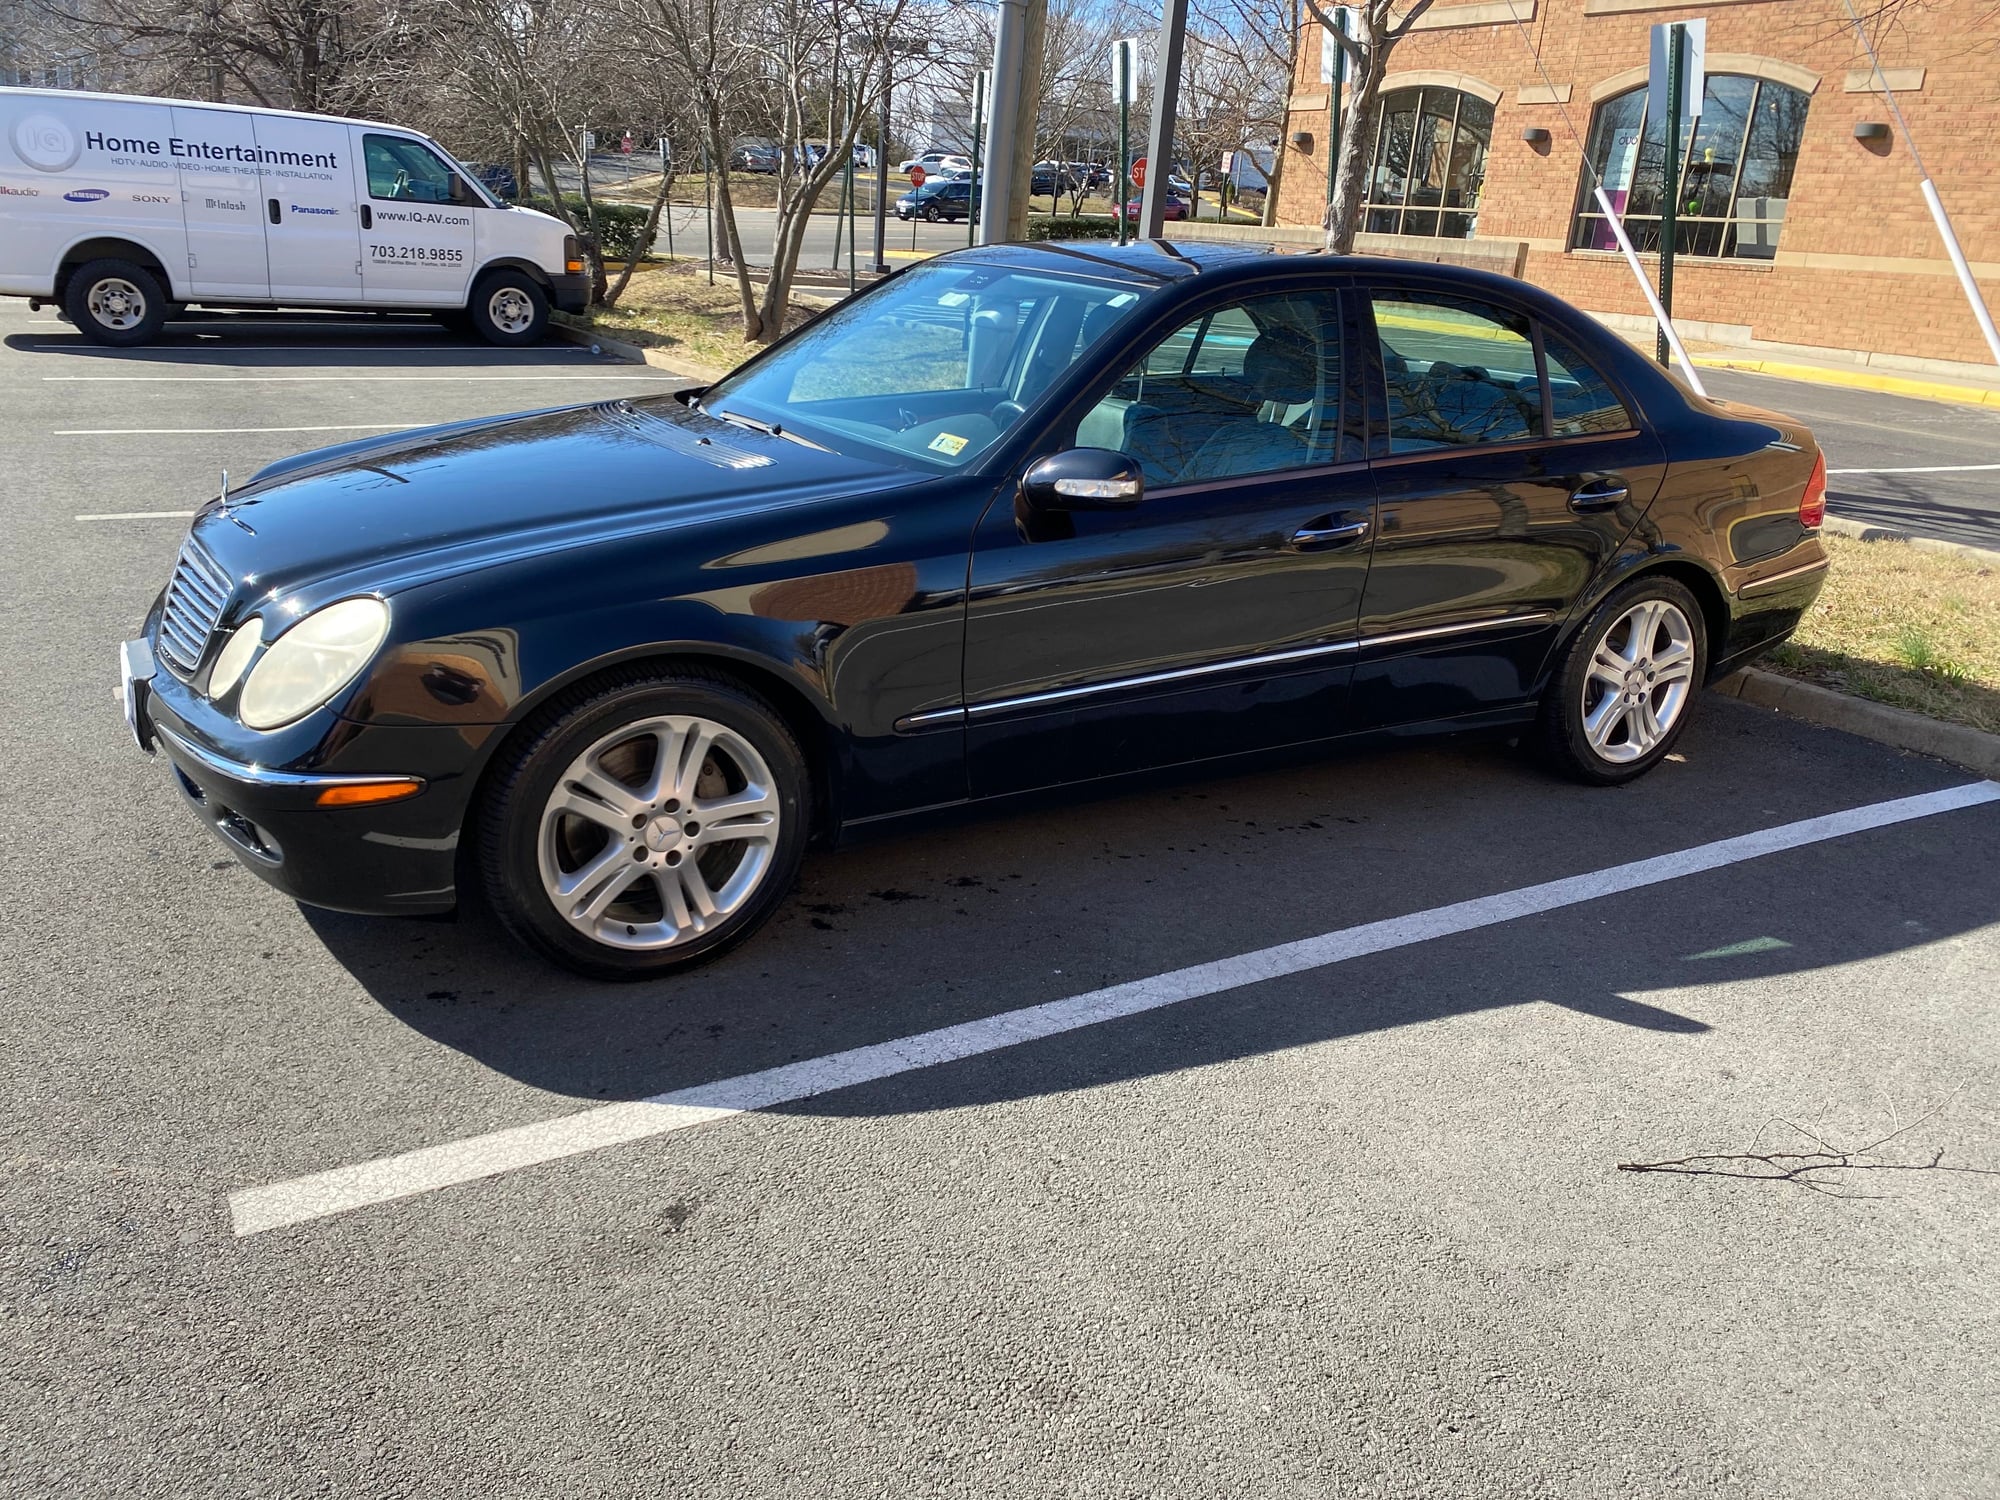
<box><xmin>1292</xmin><ymin>513</ymin><xmax>1371</xmax><ymax>549</ymax></box>
<box><xmin>266</xmin><ymin>197</ymin><xmax>281</xmax><ymax>225</ymax></box>
<box><xmin>1568</xmin><ymin>476</ymin><xmax>1629</xmax><ymax>513</ymax></box>
<box><xmin>361</xmin><ymin>204</ymin><xmax>372</xmax><ymax>229</ymax></box>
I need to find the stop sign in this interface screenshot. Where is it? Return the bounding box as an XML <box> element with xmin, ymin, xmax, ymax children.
<box><xmin>909</xmin><ymin>165</ymin><xmax>926</xmax><ymax>187</ymax></box>
<box><xmin>1131</xmin><ymin>156</ymin><xmax>1148</xmax><ymax>188</ymax></box>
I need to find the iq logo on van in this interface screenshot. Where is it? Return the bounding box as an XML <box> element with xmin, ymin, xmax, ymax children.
<box><xmin>64</xmin><ymin>187</ymin><xmax>111</xmax><ymax>203</ymax></box>
<box><xmin>10</xmin><ymin>112</ymin><xmax>81</xmax><ymax>172</ymax></box>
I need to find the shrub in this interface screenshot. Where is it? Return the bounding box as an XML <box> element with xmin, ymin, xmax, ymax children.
<box><xmin>1025</xmin><ymin>214</ymin><xmax>1121</xmax><ymax>242</ymax></box>
<box><xmin>520</xmin><ymin>197</ymin><xmax>656</xmax><ymax>262</ymax></box>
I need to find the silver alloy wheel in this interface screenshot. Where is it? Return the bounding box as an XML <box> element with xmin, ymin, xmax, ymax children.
<box><xmin>537</xmin><ymin>715</ymin><xmax>781</xmax><ymax>951</ymax></box>
<box><xmin>1579</xmin><ymin>597</ymin><xmax>1697</xmax><ymax>764</ymax></box>
<box><xmin>87</xmin><ymin>276</ymin><xmax>147</xmax><ymax>331</ymax></box>
<box><xmin>487</xmin><ymin>285</ymin><xmax>535</xmax><ymax>335</ymax></box>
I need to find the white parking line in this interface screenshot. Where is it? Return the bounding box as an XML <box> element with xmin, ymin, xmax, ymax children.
<box><xmin>227</xmin><ymin>779</ymin><xmax>2000</xmax><ymax>1237</ymax></box>
<box><xmin>76</xmin><ymin>510</ymin><xmax>198</xmax><ymax>521</ymax></box>
<box><xmin>1827</xmin><ymin>463</ymin><xmax>2000</xmax><ymax>475</ymax></box>
<box><xmin>46</xmin><ymin>374</ymin><xmax>680</xmax><ymax>383</ymax></box>
<box><xmin>57</xmin><ymin>424</ymin><xmax>430</xmax><ymax>436</ymax></box>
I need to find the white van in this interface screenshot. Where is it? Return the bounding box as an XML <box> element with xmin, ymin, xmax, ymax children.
<box><xmin>0</xmin><ymin>87</ymin><xmax>588</xmax><ymax>346</ymax></box>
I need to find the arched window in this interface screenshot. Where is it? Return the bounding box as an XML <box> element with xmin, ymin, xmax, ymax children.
<box><xmin>1572</xmin><ymin>74</ymin><xmax>1810</xmax><ymax>260</ymax></box>
<box><xmin>1362</xmin><ymin>87</ymin><xmax>1493</xmax><ymax>239</ymax></box>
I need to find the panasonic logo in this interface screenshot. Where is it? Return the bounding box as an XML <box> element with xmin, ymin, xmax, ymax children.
<box><xmin>63</xmin><ymin>187</ymin><xmax>111</xmax><ymax>203</ymax></box>
<box><xmin>290</xmin><ymin>203</ymin><xmax>338</xmax><ymax>216</ymax></box>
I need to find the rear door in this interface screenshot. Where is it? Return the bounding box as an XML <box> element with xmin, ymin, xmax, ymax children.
<box><xmin>251</xmin><ymin>112</ymin><xmax>362</xmax><ymax>303</ymax></box>
<box><xmin>351</xmin><ymin>130</ymin><xmax>477</xmax><ymax>306</ymax></box>
<box><xmin>1351</xmin><ymin>284</ymin><xmax>1667</xmax><ymax>728</ymax></box>
<box><xmin>171</xmin><ymin>106</ymin><xmax>269</xmax><ymax>300</ymax></box>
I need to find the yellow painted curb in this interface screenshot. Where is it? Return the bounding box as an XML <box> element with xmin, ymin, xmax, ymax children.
<box><xmin>1690</xmin><ymin>356</ymin><xmax>2000</xmax><ymax>409</ymax></box>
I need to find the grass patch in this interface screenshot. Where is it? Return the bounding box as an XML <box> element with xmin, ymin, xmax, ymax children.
<box><xmin>1763</xmin><ymin>531</ymin><xmax>2000</xmax><ymax>733</ymax></box>
<box><xmin>563</xmin><ymin>261</ymin><xmax>817</xmax><ymax>373</ymax></box>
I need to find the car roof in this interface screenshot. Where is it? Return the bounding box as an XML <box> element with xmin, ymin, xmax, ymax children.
<box><xmin>0</xmin><ymin>84</ymin><xmax>407</xmax><ymax>133</ymax></box>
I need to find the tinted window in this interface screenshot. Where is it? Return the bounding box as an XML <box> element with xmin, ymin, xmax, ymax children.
<box><xmin>364</xmin><ymin>134</ymin><xmax>461</xmax><ymax>203</ymax></box>
<box><xmin>1542</xmin><ymin>331</ymin><xmax>1631</xmax><ymax>436</ymax></box>
<box><xmin>1373</xmin><ymin>293</ymin><xmax>1541</xmax><ymax>451</ymax></box>
<box><xmin>1076</xmin><ymin>292</ymin><xmax>1341</xmax><ymax>486</ymax></box>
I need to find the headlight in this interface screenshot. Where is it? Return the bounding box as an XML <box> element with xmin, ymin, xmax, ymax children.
<box><xmin>207</xmin><ymin>616</ymin><xmax>263</xmax><ymax>700</ymax></box>
<box><xmin>238</xmin><ymin>597</ymin><xmax>390</xmax><ymax>730</ymax></box>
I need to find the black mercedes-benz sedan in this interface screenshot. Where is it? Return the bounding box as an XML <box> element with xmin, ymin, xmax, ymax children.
<box><xmin>120</xmin><ymin>241</ymin><xmax>1829</xmax><ymax>978</ymax></box>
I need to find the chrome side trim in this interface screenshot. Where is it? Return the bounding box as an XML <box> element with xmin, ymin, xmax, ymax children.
<box><xmin>1738</xmin><ymin>556</ymin><xmax>1829</xmax><ymax>597</ymax></box>
<box><xmin>895</xmin><ymin>613</ymin><xmax>1561</xmax><ymax>732</ymax></box>
<box><xmin>154</xmin><ymin>723</ymin><xmax>427</xmax><ymax>792</ymax></box>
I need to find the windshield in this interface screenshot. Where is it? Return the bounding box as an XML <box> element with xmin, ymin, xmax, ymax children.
<box><xmin>700</xmin><ymin>260</ymin><xmax>1150</xmax><ymax>470</ymax></box>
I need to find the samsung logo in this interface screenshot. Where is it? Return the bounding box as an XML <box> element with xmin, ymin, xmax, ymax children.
<box><xmin>63</xmin><ymin>187</ymin><xmax>111</xmax><ymax>203</ymax></box>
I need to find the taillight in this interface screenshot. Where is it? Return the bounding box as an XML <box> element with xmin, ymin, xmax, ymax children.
<box><xmin>1799</xmin><ymin>449</ymin><xmax>1827</xmax><ymax>529</ymax></box>
<box><xmin>563</xmin><ymin>234</ymin><xmax>584</xmax><ymax>276</ymax></box>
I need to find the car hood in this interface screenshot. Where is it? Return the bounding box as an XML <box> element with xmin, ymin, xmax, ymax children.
<box><xmin>189</xmin><ymin>394</ymin><xmax>926</xmax><ymax>600</ymax></box>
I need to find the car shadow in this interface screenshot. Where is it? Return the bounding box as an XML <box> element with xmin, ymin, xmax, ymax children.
<box><xmin>300</xmin><ymin>701</ymin><xmax>1998</xmax><ymax>1115</ymax></box>
<box><xmin>2</xmin><ymin>314</ymin><xmax>621</xmax><ymax>370</ymax></box>
<box><xmin>1829</xmin><ymin>482</ymin><xmax>2000</xmax><ymax>550</ymax></box>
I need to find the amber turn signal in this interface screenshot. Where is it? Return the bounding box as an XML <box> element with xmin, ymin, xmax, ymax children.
<box><xmin>315</xmin><ymin>779</ymin><xmax>424</xmax><ymax>808</ymax></box>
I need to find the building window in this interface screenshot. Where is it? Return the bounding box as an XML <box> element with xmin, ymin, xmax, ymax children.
<box><xmin>1362</xmin><ymin>87</ymin><xmax>1493</xmax><ymax>239</ymax></box>
<box><xmin>1572</xmin><ymin>74</ymin><xmax>1810</xmax><ymax>260</ymax></box>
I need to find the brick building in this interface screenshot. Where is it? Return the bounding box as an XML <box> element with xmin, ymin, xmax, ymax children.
<box><xmin>1272</xmin><ymin>0</ymin><xmax>2000</xmax><ymax>369</ymax></box>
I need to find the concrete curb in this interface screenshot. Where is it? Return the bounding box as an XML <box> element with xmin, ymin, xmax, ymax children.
<box><xmin>1715</xmin><ymin>668</ymin><xmax>2000</xmax><ymax>778</ymax></box>
<box><xmin>1822</xmin><ymin>515</ymin><xmax>1998</xmax><ymax>561</ymax></box>
<box><xmin>547</xmin><ymin>318</ymin><xmax>725</xmax><ymax>382</ymax></box>
<box><xmin>1691</xmin><ymin>354</ymin><xmax>2000</xmax><ymax>410</ymax></box>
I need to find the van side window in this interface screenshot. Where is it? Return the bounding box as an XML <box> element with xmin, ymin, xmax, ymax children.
<box><xmin>364</xmin><ymin>135</ymin><xmax>462</xmax><ymax>204</ymax></box>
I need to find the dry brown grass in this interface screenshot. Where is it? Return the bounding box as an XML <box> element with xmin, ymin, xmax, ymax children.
<box><xmin>566</xmin><ymin>261</ymin><xmax>816</xmax><ymax>374</ymax></box>
<box><xmin>1765</xmin><ymin>532</ymin><xmax>2000</xmax><ymax>733</ymax></box>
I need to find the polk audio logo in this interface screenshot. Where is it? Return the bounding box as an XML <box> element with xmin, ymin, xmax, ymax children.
<box><xmin>11</xmin><ymin>112</ymin><xmax>81</xmax><ymax>172</ymax></box>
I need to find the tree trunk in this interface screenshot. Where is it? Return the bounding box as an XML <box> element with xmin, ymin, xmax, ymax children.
<box><xmin>1322</xmin><ymin>46</ymin><xmax>1386</xmax><ymax>254</ymax></box>
<box><xmin>1260</xmin><ymin>142</ymin><xmax>1285</xmax><ymax>227</ymax></box>
<box><xmin>602</xmin><ymin>165</ymin><xmax>675</xmax><ymax>308</ymax></box>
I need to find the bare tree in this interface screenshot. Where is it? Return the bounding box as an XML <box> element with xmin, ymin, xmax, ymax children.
<box><xmin>1301</xmin><ymin>0</ymin><xmax>1437</xmax><ymax>252</ymax></box>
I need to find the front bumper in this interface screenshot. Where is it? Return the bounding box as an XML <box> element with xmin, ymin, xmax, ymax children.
<box><xmin>123</xmin><ymin>640</ymin><xmax>486</xmax><ymax>916</ymax></box>
<box><xmin>550</xmin><ymin>272</ymin><xmax>591</xmax><ymax>314</ymax></box>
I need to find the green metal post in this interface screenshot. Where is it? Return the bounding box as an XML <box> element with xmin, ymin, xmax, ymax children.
<box><xmin>1657</xmin><ymin>22</ymin><xmax>1683</xmax><ymax>368</ymax></box>
<box><xmin>968</xmin><ymin>70</ymin><xmax>986</xmax><ymax>248</ymax></box>
<box><xmin>1117</xmin><ymin>92</ymin><xmax>1130</xmax><ymax>246</ymax></box>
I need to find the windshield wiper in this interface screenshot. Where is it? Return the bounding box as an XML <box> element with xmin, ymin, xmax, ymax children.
<box><xmin>710</xmin><ymin>407</ymin><xmax>829</xmax><ymax>452</ymax></box>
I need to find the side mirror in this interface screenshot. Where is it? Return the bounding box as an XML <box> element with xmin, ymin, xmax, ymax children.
<box><xmin>1021</xmin><ymin>448</ymin><xmax>1144</xmax><ymax>513</ymax></box>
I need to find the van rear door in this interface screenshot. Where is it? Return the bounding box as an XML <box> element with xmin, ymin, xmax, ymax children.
<box><xmin>251</xmin><ymin>113</ymin><xmax>361</xmax><ymax>304</ymax></box>
<box><xmin>171</xmin><ymin>106</ymin><xmax>269</xmax><ymax>300</ymax></box>
<box><xmin>351</xmin><ymin>130</ymin><xmax>477</xmax><ymax>307</ymax></box>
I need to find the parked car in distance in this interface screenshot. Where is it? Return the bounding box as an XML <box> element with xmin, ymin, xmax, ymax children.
<box><xmin>901</xmin><ymin>151</ymin><xmax>969</xmax><ymax>177</ymax></box>
<box><xmin>121</xmin><ymin>242</ymin><xmax>1829</xmax><ymax>978</ymax></box>
<box><xmin>467</xmin><ymin>162</ymin><xmax>519</xmax><ymax>201</ymax></box>
<box><xmin>1123</xmin><ymin>193</ymin><xmax>1191</xmax><ymax>221</ymax></box>
<box><xmin>1030</xmin><ymin>161</ymin><xmax>1076</xmax><ymax>197</ymax></box>
<box><xmin>0</xmin><ymin>86</ymin><xmax>585</xmax><ymax>346</ymax></box>
<box><xmin>731</xmin><ymin>143</ymin><xmax>781</xmax><ymax>172</ymax></box>
<box><xmin>896</xmin><ymin>178</ymin><xmax>980</xmax><ymax>222</ymax></box>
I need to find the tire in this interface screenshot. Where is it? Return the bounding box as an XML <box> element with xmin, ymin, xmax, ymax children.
<box><xmin>469</xmin><ymin>269</ymin><xmax>550</xmax><ymax>346</ymax></box>
<box><xmin>477</xmin><ymin>666</ymin><xmax>811</xmax><ymax>980</ymax></box>
<box><xmin>63</xmin><ymin>257</ymin><xmax>168</xmax><ymax>346</ymax></box>
<box><xmin>1536</xmin><ymin>575</ymin><xmax>1707</xmax><ymax>786</ymax></box>
<box><xmin>923</xmin><ymin>202</ymin><xmax>942</xmax><ymax>222</ymax></box>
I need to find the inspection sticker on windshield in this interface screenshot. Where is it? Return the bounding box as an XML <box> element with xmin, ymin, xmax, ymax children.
<box><xmin>928</xmin><ymin>432</ymin><xmax>969</xmax><ymax>456</ymax></box>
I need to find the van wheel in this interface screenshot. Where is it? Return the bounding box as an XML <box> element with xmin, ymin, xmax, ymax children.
<box><xmin>470</xmin><ymin>271</ymin><xmax>549</xmax><ymax>346</ymax></box>
<box><xmin>65</xmin><ymin>258</ymin><xmax>168</xmax><ymax>347</ymax></box>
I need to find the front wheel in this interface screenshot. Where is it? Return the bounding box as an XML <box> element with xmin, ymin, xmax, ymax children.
<box><xmin>477</xmin><ymin>667</ymin><xmax>810</xmax><ymax>979</ymax></box>
<box><xmin>64</xmin><ymin>258</ymin><xmax>168</xmax><ymax>346</ymax></box>
<box><xmin>469</xmin><ymin>270</ymin><xmax>550</xmax><ymax>346</ymax></box>
<box><xmin>1537</xmin><ymin>576</ymin><xmax>1706</xmax><ymax>785</ymax></box>
<box><xmin>923</xmin><ymin>203</ymin><xmax>942</xmax><ymax>222</ymax></box>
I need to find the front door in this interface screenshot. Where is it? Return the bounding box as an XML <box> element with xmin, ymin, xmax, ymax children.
<box><xmin>172</xmin><ymin>106</ymin><xmax>269</xmax><ymax>300</ymax></box>
<box><xmin>251</xmin><ymin>113</ymin><xmax>362</xmax><ymax>303</ymax></box>
<box><xmin>965</xmin><ymin>287</ymin><xmax>1375</xmax><ymax>796</ymax></box>
<box><xmin>1351</xmin><ymin>286</ymin><xmax>1668</xmax><ymax>728</ymax></box>
<box><xmin>352</xmin><ymin>130</ymin><xmax>478</xmax><ymax>306</ymax></box>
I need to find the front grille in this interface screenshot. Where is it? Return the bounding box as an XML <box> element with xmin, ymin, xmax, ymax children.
<box><xmin>156</xmin><ymin>540</ymin><xmax>233</xmax><ymax>677</ymax></box>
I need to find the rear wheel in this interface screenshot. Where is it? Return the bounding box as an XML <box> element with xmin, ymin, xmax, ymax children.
<box><xmin>1537</xmin><ymin>576</ymin><xmax>1706</xmax><ymax>785</ymax></box>
<box><xmin>64</xmin><ymin>258</ymin><xmax>168</xmax><ymax>346</ymax></box>
<box><xmin>477</xmin><ymin>668</ymin><xmax>810</xmax><ymax>979</ymax></box>
<box><xmin>469</xmin><ymin>269</ymin><xmax>549</xmax><ymax>346</ymax></box>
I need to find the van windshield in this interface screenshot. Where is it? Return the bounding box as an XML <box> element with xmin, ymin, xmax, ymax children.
<box><xmin>698</xmin><ymin>261</ymin><xmax>1149</xmax><ymax>472</ymax></box>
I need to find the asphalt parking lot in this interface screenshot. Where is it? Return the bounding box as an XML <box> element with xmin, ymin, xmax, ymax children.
<box><xmin>4</xmin><ymin>302</ymin><xmax>1998</xmax><ymax>1499</ymax></box>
